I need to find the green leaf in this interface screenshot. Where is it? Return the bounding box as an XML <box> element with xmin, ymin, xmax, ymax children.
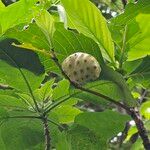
<box><xmin>129</xmin><ymin>56</ymin><xmax>150</xmax><ymax>87</ymax></box>
<box><xmin>35</xmin><ymin>10</ymin><xmax>55</xmax><ymax>48</ymax></box>
<box><xmin>110</xmin><ymin>0</ymin><xmax>150</xmax><ymax>29</ymax></box>
<box><xmin>110</xmin><ymin>1</ymin><xmax>150</xmax><ymax>61</ymax></box>
<box><xmin>4</xmin><ymin>23</ymin><xmax>50</xmax><ymax>51</ymax></box>
<box><xmin>0</xmin><ymin>107</ymin><xmax>8</xmax><ymax>121</ymax></box>
<box><xmin>16</xmin><ymin>93</ymin><xmax>34</xmax><ymax>108</ymax></box>
<box><xmin>0</xmin><ymin>39</ymin><xmax>44</xmax><ymax>75</ymax></box>
<box><xmin>66</xmin><ymin>125</ymin><xmax>101</xmax><ymax>150</ymax></box>
<box><xmin>0</xmin><ymin>118</ymin><xmax>44</xmax><ymax>150</ymax></box>
<box><xmin>0</xmin><ymin>94</ymin><xmax>27</xmax><ymax>109</ymax></box>
<box><xmin>53</xmin><ymin>23</ymin><xmax>104</xmax><ymax>65</ymax></box>
<box><xmin>123</xmin><ymin>59</ymin><xmax>142</xmax><ymax>74</ymax></box>
<box><xmin>56</xmin><ymin>132</ymin><xmax>71</xmax><ymax>150</ymax></box>
<box><xmin>140</xmin><ymin>101</ymin><xmax>150</xmax><ymax>120</ymax></box>
<box><xmin>0</xmin><ymin>0</ymin><xmax>39</xmax><ymax>36</ymax></box>
<box><xmin>127</xmin><ymin>14</ymin><xmax>150</xmax><ymax>60</ymax></box>
<box><xmin>131</xmin><ymin>139</ymin><xmax>144</xmax><ymax>150</ymax></box>
<box><xmin>52</xmin><ymin>105</ymin><xmax>81</xmax><ymax>123</ymax></box>
<box><xmin>52</xmin><ymin>79</ymin><xmax>70</xmax><ymax>100</ymax></box>
<box><xmin>101</xmin><ymin>66</ymin><xmax>136</xmax><ymax>106</ymax></box>
<box><xmin>0</xmin><ymin>59</ymin><xmax>44</xmax><ymax>93</ymax></box>
<box><xmin>75</xmin><ymin>110</ymin><xmax>130</xmax><ymax>148</ymax></box>
<box><xmin>61</xmin><ymin>0</ymin><xmax>115</xmax><ymax>62</ymax></box>
<box><xmin>34</xmin><ymin>79</ymin><xmax>55</xmax><ymax>101</ymax></box>
<box><xmin>0</xmin><ymin>1</ymin><xmax>5</xmax><ymax>9</ymax></box>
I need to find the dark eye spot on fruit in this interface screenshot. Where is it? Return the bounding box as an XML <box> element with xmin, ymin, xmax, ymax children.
<box><xmin>85</xmin><ymin>75</ymin><xmax>89</xmax><ymax>78</ymax></box>
<box><xmin>84</xmin><ymin>59</ymin><xmax>87</xmax><ymax>63</ymax></box>
<box><xmin>94</xmin><ymin>66</ymin><xmax>97</xmax><ymax>69</ymax></box>
<box><xmin>73</xmin><ymin>71</ymin><xmax>77</xmax><ymax>75</ymax></box>
<box><xmin>74</xmin><ymin>53</ymin><xmax>77</xmax><ymax>56</ymax></box>
<box><xmin>80</xmin><ymin>69</ymin><xmax>84</xmax><ymax>73</ymax></box>
<box><xmin>69</xmin><ymin>64</ymin><xmax>72</xmax><ymax>68</ymax></box>
<box><xmin>77</xmin><ymin>61</ymin><xmax>80</xmax><ymax>65</ymax></box>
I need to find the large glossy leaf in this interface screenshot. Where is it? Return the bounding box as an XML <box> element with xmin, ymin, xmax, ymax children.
<box><xmin>0</xmin><ymin>58</ymin><xmax>44</xmax><ymax>93</ymax></box>
<box><xmin>129</xmin><ymin>56</ymin><xmax>150</xmax><ymax>87</ymax></box>
<box><xmin>34</xmin><ymin>79</ymin><xmax>55</xmax><ymax>102</ymax></box>
<box><xmin>61</xmin><ymin>0</ymin><xmax>115</xmax><ymax>62</ymax></box>
<box><xmin>110</xmin><ymin>1</ymin><xmax>150</xmax><ymax>61</ymax></box>
<box><xmin>0</xmin><ymin>118</ymin><xmax>44</xmax><ymax>150</ymax></box>
<box><xmin>0</xmin><ymin>0</ymin><xmax>39</xmax><ymax>36</ymax></box>
<box><xmin>4</xmin><ymin>23</ymin><xmax>50</xmax><ymax>51</ymax></box>
<box><xmin>0</xmin><ymin>94</ymin><xmax>27</xmax><ymax>109</ymax></box>
<box><xmin>36</xmin><ymin>10</ymin><xmax>55</xmax><ymax>48</ymax></box>
<box><xmin>52</xmin><ymin>79</ymin><xmax>70</xmax><ymax>100</ymax></box>
<box><xmin>66</xmin><ymin>125</ymin><xmax>101</xmax><ymax>150</ymax></box>
<box><xmin>53</xmin><ymin>23</ymin><xmax>104</xmax><ymax>65</ymax></box>
<box><xmin>3</xmin><ymin>20</ymin><xmax>56</xmax><ymax>73</ymax></box>
<box><xmin>0</xmin><ymin>1</ymin><xmax>5</xmax><ymax>9</ymax></box>
<box><xmin>127</xmin><ymin>14</ymin><xmax>150</xmax><ymax>60</ymax></box>
<box><xmin>110</xmin><ymin>0</ymin><xmax>150</xmax><ymax>29</ymax></box>
<box><xmin>0</xmin><ymin>39</ymin><xmax>44</xmax><ymax>74</ymax></box>
<box><xmin>74</xmin><ymin>110</ymin><xmax>130</xmax><ymax>148</ymax></box>
<box><xmin>52</xmin><ymin>105</ymin><xmax>81</xmax><ymax>123</ymax></box>
<box><xmin>140</xmin><ymin>101</ymin><xmax>150</xmax><ymax>120</ymax></box>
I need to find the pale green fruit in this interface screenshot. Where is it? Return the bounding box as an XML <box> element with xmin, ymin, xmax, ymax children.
<box><xmin>62</xmin><ymin>52</ymin><xmax>101</xmax><ymax>84</ymax></box>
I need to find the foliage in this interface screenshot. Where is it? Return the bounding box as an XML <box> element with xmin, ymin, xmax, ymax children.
<box><xmin>0</xmin><ymin>0</ymin><xmax>149</xmax><ymax>149</ymax></box>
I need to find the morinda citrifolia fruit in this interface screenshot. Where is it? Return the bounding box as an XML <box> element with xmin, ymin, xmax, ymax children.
<box><xmin>62</xmin><ymin>52</ymin><xmax>101</xmax><ymax>84</ymax></box>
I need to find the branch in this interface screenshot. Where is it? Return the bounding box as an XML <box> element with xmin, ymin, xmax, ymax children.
<box><xmin>130</xmin><ymin>108</ymin><xmax>150</xmax><ymax>149</ymax></box>
<box><xmin>47</xmin><ymin>119</ymin><xmax>65</xmax><ymax>130</ymax></box>
<box><xmin>119</xmin><ymin>122</ymin><xmax>130</xmax><ymax>147</ymax></box>
<box><xmin>139</xmin><ymin>89</ymin><xmax>148</xmax><ymax>104</ymax></box>
<box><xmin>42</xmin><ymin>116</ymin><xmax>51</xmax><ymax>150</ymax></box>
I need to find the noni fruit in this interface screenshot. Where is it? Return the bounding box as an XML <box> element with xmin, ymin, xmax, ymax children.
<box><xmin>62</xmin><ymin>52</ymin><xmax>101</xmax><ymax>84</ymax></box>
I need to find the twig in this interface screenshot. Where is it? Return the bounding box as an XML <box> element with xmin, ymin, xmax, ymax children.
<box><xmin>139</xmin><ymin>89</ymin><xmax>148</xmax><ymax>104</ymax></box>
<box><xmin>47</xmin><ymin>119</ymin><xmax>65</xmax><ymax>130</ymax></box>
<box><xmin>42</xmin><ymin>115</ymin><xmax>51</xmax><ymax>150</ymax></box>
<box><xmin>119</xmin><ymin>122</ymin><xmax>130</xmax><ymax>147</ymax></box>
<box><xmin>130</xmin><ymin>108</ymin><xmax>150</xmax><ymax>149</ymax></box>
